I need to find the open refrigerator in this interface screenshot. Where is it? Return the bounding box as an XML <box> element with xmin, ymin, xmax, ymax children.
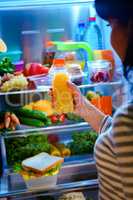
<box><xmin>0</xmin><ymin>0</ymin><xmax>125</xmax><ymax>199</ymax></box>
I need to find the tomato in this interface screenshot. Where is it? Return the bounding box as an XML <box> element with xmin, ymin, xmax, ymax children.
<box><xmin>59</xmin><ymin>114</ymin><xmax>66</xmax><ymax>123</ymax></box>
<box><xmin>24</xmin><ymin>63</ymin><xmax>31</xmax><ymax>76</ymax></box>
<box><xmin>48</xmin><ymin>134</ymin><xmax>59</xmax><ymax>144</ymax></box>
<box><xmin>24</xmin><ymin>63</ymin><xmax>49</xmax><ymax>76</ymax></box>
<box><xmin>29</xmin><ymin>63</ymin><xmax>42</xmax><ymax>75</ymax></box>
<box><xmin>50</xmin><ymin>115</ymin><xmax>58</xmax><ymax>123</ymax></box>
<box><xmin>40</xmin><ymin>66</ymin><xmax>49</xmax><ymax>74</ymax></box>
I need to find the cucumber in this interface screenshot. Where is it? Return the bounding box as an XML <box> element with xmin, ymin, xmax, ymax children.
<box><xmin>45</xmin><ymin>118</ymin><xmax>52</xmax><ymax>126</ymax></box>
<box><xmin>15</xmin><ymin>108</ymin><xmax>48</xmax><ymax>121</ymax></box>
<box><xmin>19</xmin><ymin>117</ymin><xmax>45</xmax><ymax>127</ymax></box>
<box><xmin>66</xmin><ymin>113</ymin><xmax>83</xmax><ymax>122</ymax></box>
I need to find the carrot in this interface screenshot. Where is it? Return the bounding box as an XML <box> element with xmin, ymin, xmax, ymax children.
<box><xmin>101</xmin><ymin>96</ymin><xmax>112</xmax><ymax>115</ymax></box>
<box><xmin>5</xmin><ymin>112</ymin><xmax>11</xmax><ymax>119</ymax></box>
<box><xmin>11</xmin><ymin>113</ymin><xmax>20</xmax><ymax>125</ymax></box>
<box><xmin>5</xmin><ymin>116</ymin><xmax>11</xmax><ymax>129</ymax></box>
<box><xmin>9</xmin><ymin>121</ymin><xmax>16</xmax><ymax>131</ymax></box>
<box><xmin>0</xmin><ymin>122</ymin><xmax>5</xmax><ymax>129</ymax></box>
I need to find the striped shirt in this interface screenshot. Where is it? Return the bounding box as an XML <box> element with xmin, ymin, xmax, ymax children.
<box><xmin>94</xmin><ymin>102</ymin><xmax>133</xmax><ymax>200</ymax></box>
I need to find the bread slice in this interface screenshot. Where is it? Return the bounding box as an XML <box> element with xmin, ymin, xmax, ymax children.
<box><xmin>22</xmin><ymin>152</ymin><xmax>64</xmax><ymax>175</ymax></box>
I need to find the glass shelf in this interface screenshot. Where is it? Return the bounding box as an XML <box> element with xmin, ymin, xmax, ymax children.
<box><xmin>78</xmin><ymin>80</ymin><xmax>122</xmax><ymax>89</ymax></box>
<box><xmin>0</xmin><ymin>88</ymin><xmax>49</xmax><ymax>96</ymax></box>
<box><xmin>2</xmin><ymin>122</ymin><xmax>90</xmax><ymax>138</ymax></box>
<box><xmin>0</xmin><ymin>81</ymin><xmax>122</xmax><ymax>96</ymax></box>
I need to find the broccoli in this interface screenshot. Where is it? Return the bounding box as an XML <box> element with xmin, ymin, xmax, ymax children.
<box><xmin>68</xmin><ymin>130</ymin><xmax>97</xmax><ymax>155</ymax></box>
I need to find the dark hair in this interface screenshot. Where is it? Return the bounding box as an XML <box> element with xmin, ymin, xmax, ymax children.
<box><xmin>95</xmin><ymin>0</ymin><xmax>133</xmax><ymax>80</ymax></box>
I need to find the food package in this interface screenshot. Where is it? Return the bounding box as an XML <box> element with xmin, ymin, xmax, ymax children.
<box><xmin>58</xmin><ymin>192</ymin><xmax>86</xmax><ymax>200</ymax></box>
<box><xmin>52</xmin><ymin>72</ymin><xmax>74</xmax><ymax>114</ymax></box>
<box><xmin>25</xmin><ymin>173</ymin><xmax>58</xmax><ymax>189</ymax></box>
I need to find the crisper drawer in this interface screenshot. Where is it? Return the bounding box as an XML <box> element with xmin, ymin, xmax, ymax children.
<box><xmin>1</xmin><ymin>126</ymin><xmax>98</xmax><ymax>171</ymax></box>
<box><xmin>0</xmin><ymin>127</ymin><xmax>98</xmax><ymax>199</ymax></box>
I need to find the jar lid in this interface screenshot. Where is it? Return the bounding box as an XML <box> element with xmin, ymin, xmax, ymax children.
<box><xmin>53</xmin><ymin>58</ymin><xmax>65</xmax><ymax>67</ymax></box>
<box><xmin>88</xmin><ymin>17</ymin><xmax>96</xmax><ymax>22</ymax></box>
<box><xmin>88</xmin><ymin>60</ymin><xmax>111</xmax><ymax>69</ymax></box>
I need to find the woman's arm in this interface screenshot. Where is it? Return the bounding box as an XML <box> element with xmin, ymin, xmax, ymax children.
<box><xmin>67</xmin><ymin>82</ymin><xmax>107</xmax><ymax>132</ymax></box>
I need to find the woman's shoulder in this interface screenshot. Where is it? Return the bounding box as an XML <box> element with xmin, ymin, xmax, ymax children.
<box><xmin>113</xmin><ymin>102</ymin><xmax>133</xmax><ymax>125</ymax></box>
<box><xmin>96</xmin><ymin>102</ymin><xmax>133</xmax><ymax>149</ymax></box>
<box><xmin>111</xmin><ymin>102</ymin><xmax>133</xmax><ymax>142</ymax></box>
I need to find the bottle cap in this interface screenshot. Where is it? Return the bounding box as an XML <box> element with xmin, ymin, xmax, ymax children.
<box><xmin>53</xmin><ymin>58</ymin><xmax>65</xmax><ymax>67</ymax></box>
<box><xmin>46</xmin><ymin>40</ymin><xmax>54</xmax><ymax>47</ymax></box>
<box><xmin>78</xmin><ymin>22</ymin><xmax>85</xmax><ymax>27</ymax></box>
<box><xmin>88</xmin><ymin>17</ymin><xmax>96</xmax><ymax>22</ymax></box>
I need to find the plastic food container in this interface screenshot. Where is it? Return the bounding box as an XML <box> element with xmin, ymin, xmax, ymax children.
<box><xmin>28</xmin><ymin>74</ymin><xmax>51</xmax><ymax>88</ymax></box>
<box><xmin>67</xmin><ymin>63</ymin><xmax>85</xmax><ymax>85</ymax></box>
<box><xmin>93</xmin><ymin>49</ymin><xmax>115</xmax><ymax>80</ymax></box>
<box><xmin>88</xmin><ymin>60</ymin><xmax>111</xmax><ymax>83</ymax></box>
<box><xmin>13</xmin><ymin>60</ymin><xmax>24</xmax><ymax>72</ymax></box>
<box><xmin>0</xmin><ymin>50</ymin><xmax>22</xmax><ymax>62</ymax></box>
<box><xmin>71</xmin><ymin>73</ymin><xmax>86</xmax><ymax>85</ymax></box>
<box><xmin>24</xmin><ymin>174</ymin><xmax>58</xmax><ymax>189</ymax></box>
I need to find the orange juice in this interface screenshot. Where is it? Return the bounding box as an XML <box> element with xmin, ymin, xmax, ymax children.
<box><xmin>52</xmin><ymin>72</ymin><xmax>74</xmax><ymax>114</ymax></box>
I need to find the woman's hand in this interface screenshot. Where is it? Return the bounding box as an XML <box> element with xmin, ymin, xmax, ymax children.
<box><xmin>67</xmin><ymin>81</ymin><xmax>91</xmax><ymax>119</ymax></box>
<box><xmin>68</xmin><ymin>82</ymin><xmax>106</xmax><ymax>132</ymax></box>
<box><xmin>49</xmin><ymin>82</ymin><xmax>88</xmax><ymax>118</ymax></box>
<box><xmin>49</xmin><ymin>81</ymin><xmax>106</xmax><ymax>132</ymax></box>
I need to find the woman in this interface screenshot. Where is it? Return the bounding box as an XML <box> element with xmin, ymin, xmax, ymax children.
<box><xmin>67</xmin><ymin>0</ymin><xmax>133</xmax><ymax>199</ymax></box>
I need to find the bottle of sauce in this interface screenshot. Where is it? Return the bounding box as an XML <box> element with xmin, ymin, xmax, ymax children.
<box><xmin>42</xmin><ymin>41</ymin><xmax>56</xmax><ymax>68</ymax></box>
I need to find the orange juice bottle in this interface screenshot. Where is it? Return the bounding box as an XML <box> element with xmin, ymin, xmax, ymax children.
<box><xmin>52</xmin><ymin>72</ymin><xmax>74</xmax><ymax>114</ymax></box>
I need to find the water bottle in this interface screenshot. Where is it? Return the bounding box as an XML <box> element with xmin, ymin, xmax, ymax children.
<box><xmin>75</xmin><ymin>22</ymin><xmax>86</xmax><ymax>41</ymax></box>
<box><xmin>84</xmin><ymin>17</ymin><xmax>103</xmax><ymax>50</ymax></box>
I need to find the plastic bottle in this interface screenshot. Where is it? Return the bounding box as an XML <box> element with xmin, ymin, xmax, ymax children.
<box><xmin>48</xmin><ymin>58</ymin><xmax>67</xmax><ymax>84</ymax></box>
<box><xmin>75</xmin><ymin>22</ymin><xmax>86</xmax><ymax>42</ymax></box>
<box><xmin>84</xmin><ymin>17</ymin><xmax>103</xmax><ymax>50</ymax></box>
<box><xmin>52</xmin><ymin>73</ymin><xmax>73</xmax><ymax>114</ymax></box>
<box><xmin>49</xmin><ymin>58</ymin><xmax>73</xmax><ymax>114</ymax></box>
<box><xmin>49</xmin><ymin>58</ymin><xmax>67</xmax><ymax>75</ymax></box>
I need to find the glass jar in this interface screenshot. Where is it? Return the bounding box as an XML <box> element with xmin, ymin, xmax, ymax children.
<box><xmin>88</xmin><ymin>60</ymin><xmax>111</xmax><ymax>83</ymax></box>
